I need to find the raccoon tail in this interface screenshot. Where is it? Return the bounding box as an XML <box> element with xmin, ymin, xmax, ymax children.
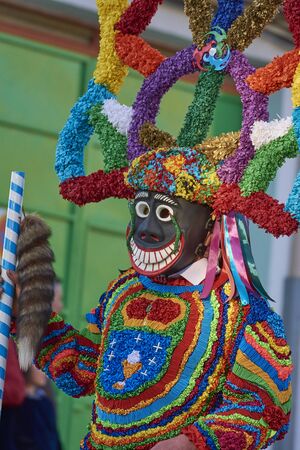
<box><xmin>16</xmin><ymin>214</ymin><xmax>55</xmax><ymax>370</ymax></box>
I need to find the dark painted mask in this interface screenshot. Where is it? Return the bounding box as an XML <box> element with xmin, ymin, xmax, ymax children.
<box><xmin>127</xmin><ymin>191</ymin><xmax>213</xmax><ymax>276</ymax></box>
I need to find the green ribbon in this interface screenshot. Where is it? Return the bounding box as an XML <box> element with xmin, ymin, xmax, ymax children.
<box><xmin>236</xmin><ymin>214</ymin><xmax>273</xmax><ymax>302</ymax></box>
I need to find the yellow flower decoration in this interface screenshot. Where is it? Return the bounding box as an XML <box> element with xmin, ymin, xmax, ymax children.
<box><xmin>198</xmin><ymin>132</ymin><xmax>240</xmax><ymax>165</ymax></box>
<box><xmin>292</xmin><ymin>59</ymin><xmax>300</xmax><ymax>108</ymax></box>
<box><xmin>176</xmin><ymin>173</ymin><xmax>197</xmax><ymax>202</ymax></box>
<box><xmin>163</xmin><ymin>154</ymin><xmax>186</xmax><ymax>176</ymax></box>
<box><xmin>223</xmin><ymin>282</ymin><xmax>232</xmax><ymax>297</ymax></box>
<box><xmin>202</xmin><ymin>169</ymin><xmax>220</xmax><ymax>188</ymax></box>
<box><xmin>94</xmin><ymin>0</ymin><xmax>128</xmax><ymax>94</ymax></box>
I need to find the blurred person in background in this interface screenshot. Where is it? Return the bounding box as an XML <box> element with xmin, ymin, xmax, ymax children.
<box><xmin>0</xmin><ymin>210</ymin><xmax>62</xmax><ymax>450</ymax></box>
<box><xmin>0</xmin><ymin>338</ymin><xmax>26</xmax><ymax>450</ymax></box>
<box><xmin>0</xmin><ymin>211</ymin><xmax>26</xmax><ymax>450</ymax></box>
<box><xmin>15</xmin><ymin>278</ymin><xmax>63</xmax><ymax>450</ymax></box>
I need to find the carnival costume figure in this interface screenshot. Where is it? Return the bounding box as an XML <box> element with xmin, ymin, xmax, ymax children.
<box><xmin>6</xmin><ymin>0</ymin><xmax>300</xmax><ymax>449</ymax></box>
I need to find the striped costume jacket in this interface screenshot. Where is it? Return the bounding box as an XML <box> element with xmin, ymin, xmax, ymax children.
<box><xmin>35</xmin><ymin>269</ymin><xmax>292</xmax><ymax>450</ymax></box>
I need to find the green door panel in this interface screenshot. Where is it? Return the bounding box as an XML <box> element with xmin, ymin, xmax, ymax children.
<box><xmin>85</xmin><ymin>144</ymin><xmax>130</xmax><ymax>229</ymax></box>
<box><xmin>80</xmin><ymin>227</ymin><xmax>129</xmax><ymax>325</ymax></box>
<box><xmin>68</xmin><ymin>397</ymin><xmax>94</xmax><ymax>450</ymax></box>
<box><xmin>211</xmin><ymin>91</ymin><xmax>242</xmax><ymax>135</ymax></box>
<box><xmin>0</xmin><ymin>126</ymin><xmax>70</xmax><ymax>216</ymax></box>
<box><xmin>118</xmin><ymin>70</ymin><xmax>144</xmax><ymax>105</ymax></box>
<box><xmin>0</xmin><ymin>36</ymin><xmax>83</xmax><ymax>134</ymax></box>
<box><xmin>158</xmin><ymin>83</ymin><xmax>195</xmax><ymax>136</ymax></box>
<box><xmin>86</xmin><ymin>198</ymin><xmax>130</xmax><ymax>233</ymax></box>
<box><xmin>0</xmin><ymin>32</ymin><xmax>242</xmax><ymax>449</ymax></box>
<box><xmin>45</xmin><ymin>217</ymin><xmax>72</xmax><ymax>282</ymax></box>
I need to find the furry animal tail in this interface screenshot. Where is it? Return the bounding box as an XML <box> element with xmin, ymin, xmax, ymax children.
<box><xmin>16</xmin><ymin>214</ymin><xmax>55</xmax><ymax>370</ymax></box>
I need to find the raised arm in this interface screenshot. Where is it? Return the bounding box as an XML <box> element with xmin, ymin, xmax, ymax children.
<box><xmin>182</xmin><ymin>311</ymin><xmax>292</xmax><ymax>449</ymax></box>
<box><xmin>34</xmin><ymin>304</ymin><xmax>103</xmax><ymax>398</ymax></box>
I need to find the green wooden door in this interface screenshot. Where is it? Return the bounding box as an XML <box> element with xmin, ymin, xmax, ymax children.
<box><xmin>0</xmin><ymin>32</ymin><xmax>242</xmax><ymax>449</ymax></box>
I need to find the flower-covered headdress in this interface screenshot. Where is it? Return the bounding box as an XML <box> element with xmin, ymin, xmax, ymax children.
<box><xmin>55</xmin><ymin>0</ymin><xmax>300</xmax><ymax>303</ymax></box>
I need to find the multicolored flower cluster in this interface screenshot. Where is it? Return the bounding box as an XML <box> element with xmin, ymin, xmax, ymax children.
<box><xmin>126</xmin><ymin>147</ymin><xmax>220</xmax><ymax>205</ymax></box>
<box><xmin>54</xmin><ymin>0</ymin><xmax>300</xmax><ymax>238</ymax></box>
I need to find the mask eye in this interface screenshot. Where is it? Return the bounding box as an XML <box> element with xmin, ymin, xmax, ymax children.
<box><xmin>156</xmin><ymin>204</ymin><xmax>173</xmax><ymax>222</ymax></box>
<box><xmin>135</xmin><ymin>201</ymin><xmax>150</xmax><ymax>218</ymax></box>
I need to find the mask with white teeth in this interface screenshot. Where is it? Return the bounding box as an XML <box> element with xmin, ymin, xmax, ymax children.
<box><xmin>127</xmin><ymin>191</ymin><xmax>213</xmax><ymax>277</ymax></box>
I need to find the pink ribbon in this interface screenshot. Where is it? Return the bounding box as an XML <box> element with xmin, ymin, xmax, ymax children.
<box><xmin>220</xmin><ymin>220</ymin><xmax>236</xmax><ymax>300</ymax></box>
<box><xmin>201</xmin><ymin>220</ymin><xmax>221</xmax><ymax>298</ymax></box>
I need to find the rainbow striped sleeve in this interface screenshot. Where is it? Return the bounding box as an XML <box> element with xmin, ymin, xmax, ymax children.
<box><xmin>35</xmin><ymin>306</ymin><xmax>102</xmax><ymax>398</ymax></box>
<box><xmin>183</xmin><ymin>312</ymin><xmax>292</xmax><ymax>450</ymax></box>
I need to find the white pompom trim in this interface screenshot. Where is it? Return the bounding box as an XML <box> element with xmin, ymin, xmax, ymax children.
<box><xmin>251</xmin><ymin>116</ymin><xmax>293</xmax><ymax>150</ymax></box>
<box><xmin>102</xmin><ymin>98</ymin><xmax>133</xmax><ymax>136</ymax></box>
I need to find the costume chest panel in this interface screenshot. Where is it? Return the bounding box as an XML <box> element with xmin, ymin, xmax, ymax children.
<box><xmin>96</xmin><ymin>285</ymin><xmax>214</xmax><ymax>399</ymax></box>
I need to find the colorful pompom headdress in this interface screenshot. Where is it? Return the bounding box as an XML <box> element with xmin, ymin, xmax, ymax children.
<box><xmin>55</xmin><ymin>0</ymin><xmax>300</xmax><ymax>302</ymax></box>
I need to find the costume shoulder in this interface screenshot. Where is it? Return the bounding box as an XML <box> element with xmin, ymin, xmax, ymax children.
<box><xmin>237</xmin><ymin>292</ymin><xmax>292</xmax><ymax>406</ymax></box>
<box><xmin>186</xmin><ymin>292</ymin><xmax>292</xmax><ymax>449</ymax></box>
<box><xmin>94</xmin><ymin>268</ymin><xmax>139</xmax><ymax>324</ymax></box>
<box><xmin>246</xmin><ymin>292</ymin><xmax>286</xmax><ymax>330</ymax></box>
<box><xmin>106</xmin><ymin>267</ymin><xmax>137</xmax><ymax>291</ymax></box>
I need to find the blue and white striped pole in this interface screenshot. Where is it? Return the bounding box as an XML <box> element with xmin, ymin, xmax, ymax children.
<box><xmin>0</xmin><ymin>171</ymin><xmax>25</xmax><ymax>414</ymax></box>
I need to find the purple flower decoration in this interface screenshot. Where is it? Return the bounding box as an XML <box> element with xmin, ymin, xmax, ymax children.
<box><xmin>127</xmin><ymin>45</ymin><xmax>197</xmax><ymax>161</ymax></box>
<box><xmin>217</xmin><ymin>51</ymin><xmax>269</xmax><ymax>183</ymax></box>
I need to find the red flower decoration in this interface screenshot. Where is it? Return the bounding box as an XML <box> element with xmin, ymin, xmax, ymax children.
<box><xmin>215</xmin><ymin>430</ymin><xmax>247</xmax><ymax>450</ymax></box>
<box><xmin>181</xmin><ymin>426</ymin><xmax>210</xmax><ymax>450</ymax></box>
<box><xmin>264</xmin><ymin>405</ymin><xmax>289</xmax><ymax>430</ymax></box>
<box><xmin>115</xmin><ymin>0</ymin><xmax>163</xmax><ymax>35</ymax></box>
<box><xmin>247</xmin><ymin>49</ymin><xmax>300</xmax><ymax>95</ymax></box>
<box><xmin>126</xmin><ymin>297</ymin><xmax>181</xmax><ymax>325</ymax></box>
<box><xmin>284</xmin><ymin>0</ymin><xmax>300</xmax><ymax>47</ymax></box>
<box><xmin>213</xmin><ymin>184</ymin><xmax>299</xmax><ymax>237</ymax></box>
<box><xmin>115</xmin><ymin>33</ymin><xmax>165</xmax><ymax>77</ymax></box>
<box><xmin>60</xmin><ymin>168</ymin><xmax>133</xmax><ymax>206</ymax></box>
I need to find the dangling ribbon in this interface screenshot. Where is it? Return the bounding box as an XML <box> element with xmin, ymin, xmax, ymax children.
<box><xmin>201</xmin><ymin>220</ymin><xmax>221</xmax><ymax>298</ymax></box>
<box><xmin>223</xmin><ymin>215</ymin><xmax>249</xmax><ymax>305</ymax></box>
<box><xmin>236</xmin><ymin>214</ymin><xmax>273</xmax><ymax>301</ymax></box>
<box><xmin>220</xmin><ymin>219</ymin><xmax>236</xmax><ymax>301</ymax></box>
<box><xmin>226</xmin><ymin>212</ymin><xmax>254</xmax><ymax>293</ymax></box>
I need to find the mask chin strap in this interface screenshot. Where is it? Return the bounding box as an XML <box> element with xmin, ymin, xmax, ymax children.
<box><xmin>170</xmin><ymin>215</ymin><xmax>182</xmax><ymax>254</ymax></box>
<box><xmin>194</xmin><ymin>216</ymin><xmax>215</xmax><ymax>258</ymax></box>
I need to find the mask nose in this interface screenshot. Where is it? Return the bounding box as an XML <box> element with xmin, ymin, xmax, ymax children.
<box><xmin>139</xmin><ymin>231</ymin><xmax>160</xmax><ymax>243</ymax></box>
<box><xmin>137</xmin><ymin>216</ymin><xmax>164</xmax><ymax>244</ymax></box>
